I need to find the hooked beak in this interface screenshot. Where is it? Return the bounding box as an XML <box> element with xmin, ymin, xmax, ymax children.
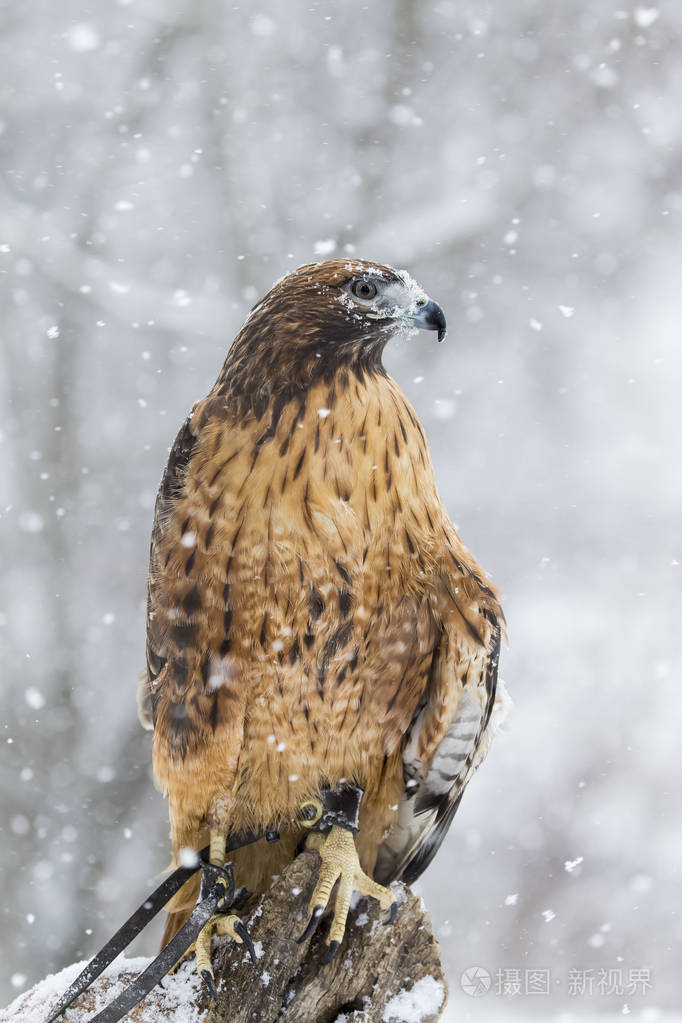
<box><xmin>409</xmin><ymin>298</ymin><xmax>447</xmax><ymax>342</ymax></box>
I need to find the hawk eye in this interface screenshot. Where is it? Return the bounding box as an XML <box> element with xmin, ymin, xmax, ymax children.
<box><xmin>350</xmin><ymin>279</ymin><xmax>378</xmax><ymax>301</ymax></box>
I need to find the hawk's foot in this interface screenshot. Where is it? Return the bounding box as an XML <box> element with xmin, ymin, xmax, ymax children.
<box><xmin>298</xmin><ymin>823</ymin><xmax>396</xmax><ymax>963</ymax></box>
<box><xmin>195</xmin><ymin>911</ymin><xmax>256</xmax><ymax>999</ymax></box>
<box><xmin>173</xmin><ymin>831</ymin><xmax>256</xmax><ymax>1000</ymax></box>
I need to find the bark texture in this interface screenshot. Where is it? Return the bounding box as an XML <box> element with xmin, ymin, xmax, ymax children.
<box><xmin>203</xmin><ymin>850</ymin><xmax>447</xmax><ymax>1023</ymax></box>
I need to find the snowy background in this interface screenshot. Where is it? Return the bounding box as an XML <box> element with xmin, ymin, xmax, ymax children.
<box><xmin>1</xmin><ymin>0</ymin><xmax>681</xmax><ymax>1017</ymax></box>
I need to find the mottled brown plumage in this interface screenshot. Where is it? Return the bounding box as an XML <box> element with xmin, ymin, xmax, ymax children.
<box><xmin>138</xmin><ymin>259</ymin><xmax>508</xmax><ymax>949</ymax></box>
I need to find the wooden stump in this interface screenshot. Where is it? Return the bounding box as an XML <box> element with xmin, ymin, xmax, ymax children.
<box><xmin>4</xmin><ymin>850</ymin><xmax>447</xmax><ymax>1023</ymax></box>
<box><xmin>204</xmin><ymin>850</ymin><xmax>446</xmax><ymax>1023</ymax></box>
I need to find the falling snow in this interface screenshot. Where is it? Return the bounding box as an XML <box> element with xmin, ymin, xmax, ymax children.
<box><xmin>313</xmin><ymin>239</ymin><xmax>336</xmax><ymax>256</ymax></box>
<box><xmin>65</xmin><ymin>23</ymin><xmax>101</xmax><ymax>52</ymax></box>
<box><xmin>1</xmin><ymin>1</ymin><xmax>680</xmax><ymax>1014</ymax></box>
<box><xmin>564</xmin><ymin>856</ymin><xmax>584</xmax><ymax>873</ymax></box>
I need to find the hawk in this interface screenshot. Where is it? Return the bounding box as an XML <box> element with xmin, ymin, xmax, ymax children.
<box><xmin>138</xmin><ymin>258</ymin><xmax>508</xmax><ymax>987</ymax></box>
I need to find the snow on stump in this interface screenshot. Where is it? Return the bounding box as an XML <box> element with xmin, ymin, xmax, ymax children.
<box><xmin>3</xmin><ymin>850</ymin><xmax>447</xmax><ymax>1023</ymax></box>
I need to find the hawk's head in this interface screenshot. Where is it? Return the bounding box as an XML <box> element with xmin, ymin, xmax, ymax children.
<box><xmin>219</xmin><ymin>259</ymin><xmax>446</xmax><ymax>394</ymax></box>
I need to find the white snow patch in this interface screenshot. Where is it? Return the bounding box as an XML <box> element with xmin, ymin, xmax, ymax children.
<box><xmin>393</xmin><ymin>883</ymin><xmax>410</xmax><ymax>906</ymax></box>
<box><xmin>382</xmin><ymin>976</ymin><xmax>445</xmax><ymax>1021</ymax></box>
<box><xmin>4</xmin><ymin>956</ymin><xmax>203</xmax><ymax>1023</ymax></box>
<box><xmin>564</xmin><ymin>855</ymin><xmax>584</xmax><ymax>873</ymax></box>
<box><xmin>504</xmin><ymin>892</ymin><xmax>519</xmax><ymax>906</ymax></box>
<box><xmin>541</xmin><ymin>909</ymin><xmax>556</xmax><ymax>922</ymax></box>
<box><xmin>558</xmin><ymin>304</ymin><xmax>575</xmax><ymax>318</ymax></box>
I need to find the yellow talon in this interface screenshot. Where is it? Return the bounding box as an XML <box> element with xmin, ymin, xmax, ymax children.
<box><xmin>195</xmin><ymin>912</ymin><xmax>247</xmax><ymax>997</ymax></box>
<box><xmin>299</xmin><ymin>824</ymin><xmax>395</xmax><ymax>961</ymax></box>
